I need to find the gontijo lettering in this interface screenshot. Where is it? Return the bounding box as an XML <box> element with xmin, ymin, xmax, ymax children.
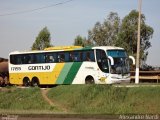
<box><xmin>28</xmin><ymin>65</ymin><xmax>50</xmax><ymax>70</ymax></box>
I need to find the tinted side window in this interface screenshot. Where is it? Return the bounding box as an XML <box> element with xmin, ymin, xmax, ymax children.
<box><xmin>10</xmin><ymin>55</ymin><xmax>21</xmax><ymax>64</ymax></box>
<box><xmin>33</xmin><ymin>53</ymin><xmax>45</xmax><ymax>63</ymax></box>
<box><xmin>96</xmin><ymin>49</ymin><xmax>109</xmax><ymax>73</ymax></box>
<box><xmin>69</xmin><ymin>51</ymin><xmax>82</xmax><ymax>62</ymax></box>
<box><xmin>64</xmin><ymin>52</ymin><xmax>70</xmax><ymax>62</ymax></box>
<box><xmin>96</xmin><ymin>49</ymin><xmax>107</xmax><ymax>61</ymax></box>
<box><xmin>21</xmin><ymin>54</ymin><xmax>33</xmax><ymax>64</ymax></box>
<box><xmin>10</xmin><ymin>55</ymin><xmax>15</xmax><ymax>64</ymax></box>
<box><xmin>45</xmin><ymin>53</ymin><xmax>57</xmax><ymax>63</ymax></box>
<box><xmin>83</xmin><ymin>50</ymin><xmax>95</xmax><ymax>62</ymax></box>
<box><xmin>10</xmin><ymin>54</ymin><xmax>31</xmax><ymax>64</ymax></box>
<box><xmin>57</xmin><ymin>52</ymin><xmax>75</xmax><ymax>63</ymax></box>
<box><xmin>58</xmin><ymin>53</ymin><xmax>65</xmax><ymax>62</ymax></box>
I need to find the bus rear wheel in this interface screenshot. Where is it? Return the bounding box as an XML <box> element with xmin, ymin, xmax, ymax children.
<box><xmin>31</xmin><ymin>77</ymin><xmax>39</xmax><ymax>87</ymax></box>
<box><xmin>23</xmin><ymin>77</ymin><xmax>30</xmax><ymax>87</ymax></box>
<box><xmin>85</xmin><ymin>76</ymin><xmax>95</xmax><ymax>84</ymax></box>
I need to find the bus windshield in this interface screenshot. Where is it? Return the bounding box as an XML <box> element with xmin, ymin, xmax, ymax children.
<box><xmin>107</xmin><ymin>50</ymin><xmax>130</xmax><ymax>74</ymax></box>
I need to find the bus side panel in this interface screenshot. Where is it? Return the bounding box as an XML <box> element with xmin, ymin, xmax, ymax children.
<box><xmin>63</xmin><ymin>62</ymin><xmax>82</xmax><ymax>84</ymax></box>
<box><xmin>40</xmin><ymin>63</ymin><xmax>65</xmax><ymax>84</ymax></box>
<box><xmin>9</xmin><ymin>63</ymin><xmax>65</xmax><ymax>85</ymax></box>
<box><xmin>72</xmin><ymin>62</ymin><xmax>98</xmax><ymax>84</ymax></box>
<box><xmin>9</xmin><ymin>73</ymin><xmax>22</xmax><ymax>85</ymax></box>
<box><xmin>10</xmin><ymin>72</ymin><xmax>41</xmax><ymax>85</ymax></box>
<box><xmin>55</xmin><ymin>63</ymin><xmax>73</xmax><ymax>84</ymax></box>
<box><xmin>52</xmin><ymin>63</ymin><xmax>65</xmax><ymax>84</ymax></box>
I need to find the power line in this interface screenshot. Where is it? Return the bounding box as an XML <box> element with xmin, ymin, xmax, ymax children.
<box><xmin>0</xmin><ymin>0</ymin><xmax>74</xmax><ymax>17</ymax></box>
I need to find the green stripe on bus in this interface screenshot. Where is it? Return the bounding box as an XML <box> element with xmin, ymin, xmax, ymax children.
<box><xmin>74</xmin><ymin>48</ymin><xmax>83</xmax><ymax>50</ymax></box>
<box><xmin>56</xmin><ymin>63</ymin><xmax>73</xmax><ymax>84</ymax></box>
<box><xmin>74</xmin><ymin>46</ymin><xmax>92</xmax><ymax>51</ymax></box>
<box><xmin>63</xmin><ymin>62</ymin><xmax>82</xmax><ymax>84</ymax></box>
<box><xmin>81</xmin><ymin>46</ymin><xmax>92</xmax><ymax>50</ymax></box>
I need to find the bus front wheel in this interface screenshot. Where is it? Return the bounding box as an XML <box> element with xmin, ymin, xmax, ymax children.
<box><xmin>85</xmin><ymin>76</ymin><xmax>95</xmax><ymax>84</ymax></box>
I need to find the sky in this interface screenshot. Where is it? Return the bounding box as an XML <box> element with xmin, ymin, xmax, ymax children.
<box><xmin>0</xmin><ymin>0</ymin><xmax>160</xmax><ymax>66</ymax></box>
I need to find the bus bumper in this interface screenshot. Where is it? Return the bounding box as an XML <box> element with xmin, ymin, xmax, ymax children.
<box><xmin>107</xmin><ymin>74</ymin><xmax>131</xmax><ymax>84</ymax></box>
<box><xmin>110</xmin><ymin>78</ymin><xmax>130</xmax><ymax>84</ymax></box>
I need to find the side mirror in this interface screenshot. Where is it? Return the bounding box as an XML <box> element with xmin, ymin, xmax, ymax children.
<box><xmin>129</xmin><ymin>56</ymin><xmax>135</xmax><ymax>65</ymax></box>
<box><xmin>108</xmin><ymin>56</ymin><xmax>114</xmax><ymax>66</ymax></box>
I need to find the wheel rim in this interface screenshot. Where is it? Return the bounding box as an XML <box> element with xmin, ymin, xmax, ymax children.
<box><xmin>32</xmin><ymin>80</ymin><xmax>39</xmax><ymax>87</ymax></box>
<box><xmin>85</xmin><ymin>78</ymin><xmax>94</xmax><ymax>84</ymax></box>
<box><xmin>23</xmin><ymin>79</ymin><xmax>30</xmax><ymax>86</ymax></box>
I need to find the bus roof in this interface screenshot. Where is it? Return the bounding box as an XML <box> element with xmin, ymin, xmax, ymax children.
<box><xmin>93</xmin><ymin>46</ymin><xmax>124</xmax><ymax>50</ymax></box>
<box><xmin>44</xmin><ymin>46</ymin><xmax>82</xmax><ymax>50</ymax></box>
<box><xmin>9</xmin><ymin>46</ymin><xmax>124</xmax><ymax>55</ymax></box>
<box><xmin>9</xmin><ymin>46</ymin><xmax>82</xmax><ymax>55</ymax></box>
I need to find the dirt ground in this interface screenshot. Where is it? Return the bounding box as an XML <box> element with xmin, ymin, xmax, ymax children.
<box><xmin>1</xmin><ymin>114</ymin><xmax>118</xmax><ymax>120</ymax></box>
<box><xmin>17</xmin><ymin>117</ymin><xmax>109</xmax><ymax>120</ymax></box>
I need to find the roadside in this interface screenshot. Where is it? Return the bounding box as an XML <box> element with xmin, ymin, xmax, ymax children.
<box><xmin>113</xmin><ymin>83</ymin><xmax>160</xmax><ymax>87</ymax></box>
<box><xmin>1</xmin><ymin>114</ymin><xmax>117</xmax><ymax>120</ymax></box>
<box><xmin>0</xmin><ymin>85</ymin><xmax>160</xmax><ymax>115</ymax></box>
<box><xmin>41</xmin><ymin>88</ymin><xmax>68</xmax><ymax>113</ymax></box>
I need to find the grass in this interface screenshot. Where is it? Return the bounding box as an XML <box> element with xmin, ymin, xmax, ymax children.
<box><xmin>48</xmin><ymin>85</ymin><xmax>160</xmax><ymax>114</ymax></box>
<box><xmin>0</xmin><ymin>85</ymin><xmax>160</xmax><ymax>114</ymax></box>
<box><xmin>0</xmin><ymin>87</ymin><xmax>59</xmax><ymax>114</ymax></box>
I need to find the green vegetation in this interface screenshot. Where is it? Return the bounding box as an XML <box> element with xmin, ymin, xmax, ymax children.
<box><xmin>0</xmin><ymin>87</ymin><xmax>58</xmax><ymax>114</ymax></box>
<box><xmin>0</xmin><ymin>85</ymin><xmax>160</xmax><ymax>114</ymax></box>
<box><xmin>74</xmin><ymin>10</ymin><xmax>154</xmax><ymax>65</ymax></box>
<box><xmin>31</xmin><ymin>27</ymin><xmax>52</xmax><ymax>50</ymax></box>
<box><xmin>73</xmin><ymin>35</ymin><xmax>93</xmax><ymax>47</ymax></box>
<box><xmin>48</xmin><ymin>85</ymin><xmax>160</xmax><ymax>114</ymax></box>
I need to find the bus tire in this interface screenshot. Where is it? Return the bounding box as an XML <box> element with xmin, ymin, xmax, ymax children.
<box><xmin>31</xmin><ymin>77</ymin><xmax>39</xmax><ymax>87</ymax></box>
<box><xmin>85</xmin><ymin>76</ymin><xmax>95</xmax><ymax>84</ymax></box>
<box><xmin>0</xmin><ymin>76</ymin><xmax>4</xmax><ymax>87</ymax></box>
<box><xmin>23</xmin><ymin>77</ymin><xmax>30</xmax><ymax>87</ymax></box>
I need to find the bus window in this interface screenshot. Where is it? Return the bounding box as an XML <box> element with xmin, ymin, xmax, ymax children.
<box><xmin>79</xmin><ymin>52</ymin><xmax>83</xmax><ymax>61</ymax></box>
<box><xmin>10</xmin><ymin>55</ymin><xmax>14</xmax><ymax>64</ymax></box>
<box><xmin>82</xmin><ymin>51</ymin><xmax>87</xmax><ymax>61</ymax></box>
<box><xmin>74</xmin><ymin>52</ymin><xmax>80</xmax><ymax>62</ymax></box>
<box><xmin>58</xmin><ymin>53</ymin><xmax>65</xmax><ymax>62</ymax></box>
<box><xmin>33</xmin><ymin>53</ymin><xmax>45</xmax><ymax>63</ymax></box>
<box><xmin>86</xmin><ymin>52</ymin><xmax>91</xmax><ymax>61</ymax></box>
<box><xmin>46</xmin><ymin>53</ymin><xmax>57</xmax><ymax>63</ymax></box>
<box><xmin>21</xmin><ymin>54</ymin><xmax>33</xmax><ymax>64</ymax></box>
<box><xmin>10</xmin><ymin>55</ymin><xmax>22</xmax><ymax>64</ymax></box>
<box><xmin>96</xmin><ymin>49</ymin><xmax>109</xmax><ymax>73</ymax></box>
<box><xmin>64</xmin><ymin>52</ymin><xmax>70</xmax><ymax>62</ymax></box>
<box><xmin>73</xmin><ymin>51</ymin><xmax>83</xmax><ymax>62</ymax></box>
<box><xmin>83</xmin><ymin>50</ymin><xmax>95</xmax><ymax>62</ymax></box>
<box><xmin>69</xmin><ymin>52</ymin><xmax>74</xmax><ymax>62</ymax></box>
<box><xmin>89</xmin><ymin>51</ymin><xmax>95</xmax><ymax>61</ymax></box>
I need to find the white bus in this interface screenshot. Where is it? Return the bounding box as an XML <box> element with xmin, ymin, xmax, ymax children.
<box><xmin>9</xmin><ymin>46</ymin><xmax>135</xmax><ymax>86</ymax></box>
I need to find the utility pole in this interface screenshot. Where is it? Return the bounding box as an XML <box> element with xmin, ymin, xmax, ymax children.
<box><xmin>135</xmin><ymin>0</ymin><xmax>142</xmax><ymax>84</ymax></box>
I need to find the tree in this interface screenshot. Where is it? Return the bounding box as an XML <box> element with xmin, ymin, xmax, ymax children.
<box><xmin>88</xmin><ymin>12</ymin><xmax>120</xmax><ymax>46</ymax></box>
<box><xmin>73</xmin><ymin>35</ymin><xmax>86</xmax><ymax>47</ymax></box>
<box><xmin>87</xmin><ymin>10</ymin><xmax>154</xmax><ymax>65</ymax></box>
<box><xmin>31</xmin><ymin>27</ymin><xmax>52</xmax><ymax>50</ymax></box>
<box><xmin>73</xmin><ymin>35</ymin><xmax>93</xmax><ymax>47</ymax></box>
<box><xmin>116</xmin><ymin>10</ymin><xmax>154</xmax><ymax>65</ymax></box>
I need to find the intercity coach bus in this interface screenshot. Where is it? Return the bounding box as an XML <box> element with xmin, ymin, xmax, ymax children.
<box><xmin>9</xmin><ymin>46</ymin><xmax>135</xmax><ymax>86</ymax></box>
